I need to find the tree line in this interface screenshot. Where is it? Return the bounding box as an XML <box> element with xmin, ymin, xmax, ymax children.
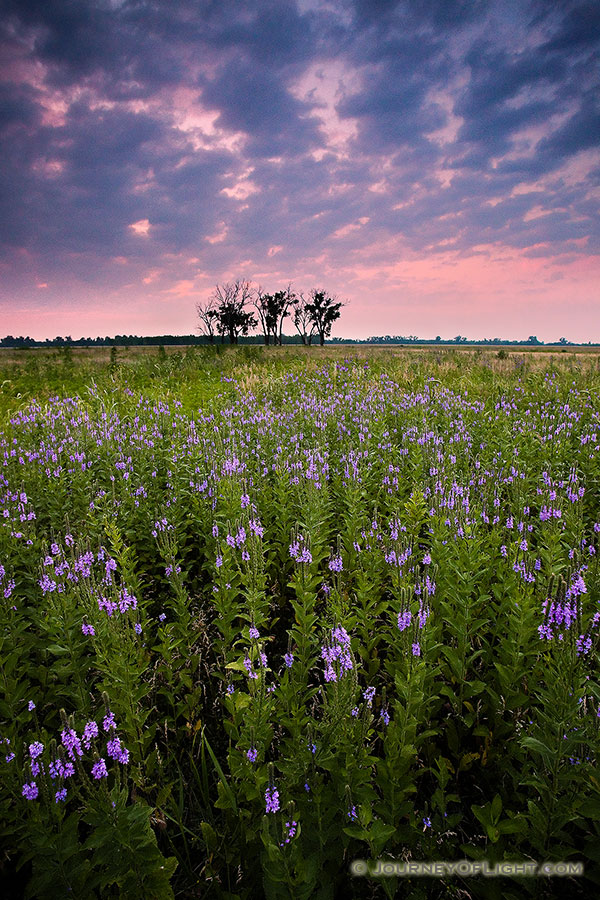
<box><xmin>196</xmin><ymin>281</ymin><xmax>344</xmax><ymax>346</ymax></box>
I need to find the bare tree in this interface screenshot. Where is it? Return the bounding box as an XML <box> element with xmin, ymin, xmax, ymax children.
<box><xmin>252</xmin><ymin>287</ymin><xmax>272</xmax><ymax>345</ymax></box>
<box><xmin>196</xmin><ymin>296</ymin><xmax>219</xmax><ymax>343</ymax></box>
<box><xmin>291</xmin><ymin>292</ymin><xmax>318</xmax><ymax>345</ymax></box>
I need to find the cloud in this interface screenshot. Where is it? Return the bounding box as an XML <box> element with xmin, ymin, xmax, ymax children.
<box><xmin>0</xmin><ymin>0</ymin><xmax>598</xmax><ymax>339</ymax></box>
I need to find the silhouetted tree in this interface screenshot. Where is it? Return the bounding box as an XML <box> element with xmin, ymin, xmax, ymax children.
<box><xmin>212</xmin><ymin>280</ymin><xmax>257</xmax><ymax>344</ymax></box>
<box><xmin>305</xmin><ymin>289</ymin><xmax>344</xmax><ymax>346</ymax></box>
<box><xmin>291</xmin><ymin>292</ymin><xmax>317</xmax><ymax>345</ymax></box>
<box><xmin>196</xmin><ymin>297</ymin><xmax>219</xmax><ymax>343</ymax></box>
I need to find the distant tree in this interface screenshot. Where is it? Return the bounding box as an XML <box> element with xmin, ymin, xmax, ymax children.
<box><xmin>196</xmin><ymin>297</ymin><xmax>219</xmax><ymax>343</ymax></box>
<box><xmin>212</xmin><ymin>280</ymin><xmax>257</xmax><ymax>345</ymax></box>
<box><xmin>435</xmin><ymin>335</ymin><xmax>441</xmax><ymax>342</ymax></box>
<box><xmin>527</xmin><ymin>335</ymin><xmax>540</xmax><ymax>344</ymax></box>
<box><xmin>304</xmin><ymin>289</ymin><xmax>344</xmax><ymax>346</ymax></box>
<box><xmin>291</xmin><ymin>292</ymin><xmax>318</xmax><ymax>345</ymax></box>
<box><xmin>271</xmin><ymin>284</ymin><xmax>295</xmax><ymax>345</ymax></box>
<box><xmin>253</xmin><ymin>288</ymin><xmax>272</xmax><ymax>345</ymax></box>
<box><xmin>559</xmin><ymin>337</ymin><xmax>568</xmax><ymax>344</ymax></box>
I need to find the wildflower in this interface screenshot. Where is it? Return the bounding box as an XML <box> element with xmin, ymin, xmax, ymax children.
<box><xmin>22</xmin><ymin>782</ymin><xmax>38</xmax><ymax>800</ymax></box>
<box><xmin>103</xmin><ymin>712</ymin><xmax>116</xmax><ymax>732</ymax></box>
<box><xmin>82</xmin><ymin>721</ymin><xmax>99</xmax><ymax>749</ymax></box>
<box><xmin>412</xmin><ymin>642</ymin><xmax>421</xmax><ymax>657</ymax></box>
<box><xmin>159</xmin><ymin>613</ymin><xmax>166</xmax><ymax>621</ymax></box>
<box><xmin>249</xmin><ymin>626</ymin><xmax>260</xmax><ymax>639</ymax></box>
<box><xmin>61</xmin><ymin>728</ymin><xmax>82</xmax><ymax>760</ymax></box>
<box><xmin>134</xmin><ymin>623</ymin><xmax>142</xmax><ymax>635</ymax></box>
<box><xmin>398</xmin><ymin>610</ymin><xmax>411</xmax><ymax>631</ymax></box>
<box><xmin>363</xmin><ymin>686</ymin><xmax>375</xmax><ymax>707</ymax></box>
<box><xmin>246</xmin><ymin>747</ymin><xmax>258</xmax><ymax>763</ymax></box>
<box><xmin>265</xmin><ymin>786</ymin><xmax>280</xmax><ymax>813</ymax></box>
<box><xmin>423</xmin><ymin>817</ymin><xmax>432</xmax><ymax>828</ymax></box>
<box><xmin>380</xmin><ymin>709</ymin><xmax>390</xmax><ymax>725</ymax></box>
<box><xmin>92</xmin><ymin>758</ymin><xmax>108</xmax><ymax>779</ymax></box>
<box><xmin>280</xmin><ymin>820</ymin><xmax>298</xmax><ymax>846</ymax></box>
<box><xmin>82</xmin><ymin>622</ymin><xmax>95</xmax><ymax>636</ymax></box>
<box><xmin>107</xmin><ymin>737</ymin><xmax>129</xmax><ymax>764</ymax></box>
<box><xmin>328</xmin><ymin>555</ymin><xmax>343</xmax><ymax>573</ymax></box>
<box><xmin>243</xmin><ymin>657</ymin><xmax>258</xmax><ymax>680</ymax></box>
<box><xmin>284</xmin><ymin>652</ymin><xmax>294</xmax><ymax>668</ymax></box>
<box><xmin>29</xmin><ymin>742</ymin><xmax>44</xmax><ymax>760</ymax></box>
<box><xmin>55</xmin><ymin>788</ymin><xmax>67</xmax><ymax>802</ymax></box>
<box><xmin>347</xmin><ymin>805</ymin><xmax>357</xmax><ymax>821</ymax></box>
<box><xmin>28</xmin><ymin>701</ymin><xmax>36</xmax><ymax>711</ymax></box>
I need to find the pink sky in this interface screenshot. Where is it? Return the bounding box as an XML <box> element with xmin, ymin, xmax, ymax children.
<box><xmin>1</xmin><ymin>0</ymin><xmax>598</xmax><ymax>342</ymax></box>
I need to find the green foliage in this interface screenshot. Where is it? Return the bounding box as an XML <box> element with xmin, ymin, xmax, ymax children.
<box><xmin>1</xmin><ymin>348</ymin><xmax>600</xmax><ymax>898</ymax></box>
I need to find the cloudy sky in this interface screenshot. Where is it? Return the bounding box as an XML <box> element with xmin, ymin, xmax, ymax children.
<box><xmin>1</xmin><ymin>0</ymin><xmax>599</xmax><ymax>341</ymax></box>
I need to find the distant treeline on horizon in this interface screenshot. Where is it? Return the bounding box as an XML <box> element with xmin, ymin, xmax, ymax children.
<box><xmin>0</xmin><ymin>334</ymin><xmax>589</xmax><ymax>348</ymax></box>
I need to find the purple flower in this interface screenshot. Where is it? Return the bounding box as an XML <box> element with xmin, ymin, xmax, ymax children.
<box><xmin>280</xmin><ymin>819</ymin><xmax>298</xmax><ymax>846</ymax></box>
<box><xmin>412</xmin><ymin>642</ymin><xmax>421</xmax><ymax>657</ymax></box>
<box><xmin>380</xmin><ymin>709</ymin><xmax>390</xmax><ymax>725</ymax></box>
<box><xmin>82</xmin><ymin>622</ymin><xmax>95</xmax><ymax>636</ymax></box>
<box><xmin>423</xmin><ymin>816</ymin><xmax>432</xmax><ymax>828</ymax></box>
<box><xmin>284</xmin><ymin>652</ymin><xmax>294</xmax><ymax>668</ymax></box>
<box><xmin>61</xmin><ymin>728</ymin><xmax>82</xmax><ymax>760</ymax></box>
<box><xmin>55</xmin><ymin>788</ymin><xmax>67</xmax><ymax>802</ymax></box>
<box><xmin>22</xmin><ymin>782</ymin><xmax>38</xmax><ymax>800</ymax></box>
<box><xmin>363</xmin><ymin>686</ymin><xmax>375</xmax><ymax>707</ymax></box>
<box><xmin>398</xmin><ymin>610</ymin><xmax>411</xmax><ymax>631</ymax></box>
<box><xmin>134</xmin><ymin>622</ymin><xmax>142</xmax><ymax>634</ymax></box>
<box><xmin>92</xmin><ymin>758</ymin><xmax>108</xmax><ymax>780</ymax></box>
<box><xmin>246</xmin><ymin>747</ymin><xmax>258</xmax><ymax>763</ymax></box>
<box><xmin>243</xmin><ymin>657</ymin><xmax>258</xmax><ymax>680</ymax></box>
<box><xmin>265</xmin><ymin>786</ymin><xmax>280</xmax><ymax>813</ymax></box>
<box><xmin>103</xmin><ymin>712</ymin><xmax>116</xmax><ymax>732</ymax></box>
<box><xmin>29</xmin><ymin>741</ymin><xmax>44</xmax><ymax>760</ymax></box>
<box><xmin>347</xmin><ymin>805</ymin><xmax>357</xmax><ymax>821</ymax></box>
<box><xmin>82</xmin><ymin>721</ymin><xmax>99</xmax><ymax>749</ymax></box>
<box><xmin>328</xmin><ymin>555</ymin><xmax>343</xmax><ymax>573</ymax></box>
<box><xmin>249</xmin><ymin>626</ymin><xmax>260</xmax><ymax>639</ymax></box>
<box><xmin>107</xmin><ymin>737</ymin><xmax>129</xmax><ymax>764</ymax></box>
<box><xmin>28</xmin><ymin>701</ymin><xmax>36</xmax><ymax>711</ymax></box>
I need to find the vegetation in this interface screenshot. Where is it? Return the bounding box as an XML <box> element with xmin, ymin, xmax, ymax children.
<box><xmin>0</xmin><ymin>346</ymin><xmax>599</xmax><ymax>899</ymax></box>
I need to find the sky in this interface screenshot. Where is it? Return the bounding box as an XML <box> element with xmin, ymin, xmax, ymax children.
<box><xmin>0</xmin><ymin>0</ymin><xmax>599</xmax><ymax>342</ymax></box>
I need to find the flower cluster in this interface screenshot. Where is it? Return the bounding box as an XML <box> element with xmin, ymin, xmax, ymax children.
<box><xmin>321</xmin><ymin>626</ymin><xmax>353</xmax><ymax>682</ymax></box>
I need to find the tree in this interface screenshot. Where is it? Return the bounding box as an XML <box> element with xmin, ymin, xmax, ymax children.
<box><xmin>272</xmin><ymin>284</ymin><xmax>295</xmax><ymax>346</ymax></box>
<box><xmin>253</xmin><ymin>284</ymin><xmax>295</xmax><ymax>345</ymax></box>
<box><xmin>291</xmin><ymin>292</ymin><xmax>317</xmax><ymax>345</ymax></box>
<box><xmin>196</xmin><ymin>297</ymin><xmax>219</xmax><ymax>343</ymax></box>
<box><xmin>212</xmin><ymin>280</ymin><xmax>257</xmax><ymax>344</ymax></box>
<box><xmin>305</xmin><ymin>289</ymin><xmax>344</xmax><ymax>346</ymax></box>
<box><xmin>252</xmin><ymin>287</ymin><xmax>273</xmax><ymax>345</ymax></box>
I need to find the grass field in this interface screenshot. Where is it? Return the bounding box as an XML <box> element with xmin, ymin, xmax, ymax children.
<box><xmin>1</xmin><ymin>345</ymin><xmax>599</xmax><ymax>899</ymax></box>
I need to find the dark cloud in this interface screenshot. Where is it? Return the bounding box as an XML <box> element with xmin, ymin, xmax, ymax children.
<box><xmin>0</xmin><ymin>0</ymin><xmax>597</xmax><ymax>293</ymax></box>
<box><xmin>199</xmin><ymin>57</ymin><xmax>322</xmax><ymax>156</ymax></box>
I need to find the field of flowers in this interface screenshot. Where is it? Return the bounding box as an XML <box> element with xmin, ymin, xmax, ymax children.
<box><xmin>1</xmin><ymin>345</ymin><xmax>599</xmax><ymax>899</ymax></box>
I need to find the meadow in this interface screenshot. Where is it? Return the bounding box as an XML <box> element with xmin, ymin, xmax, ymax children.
<box><xmin>0</xmin><ymin>344</ymin><xmax>599</xmax><ymax>899</ymax></box>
